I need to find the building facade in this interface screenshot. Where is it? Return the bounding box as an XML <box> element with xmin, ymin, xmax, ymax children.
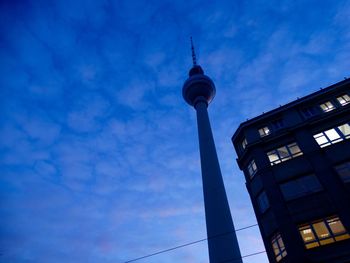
<box><xmin>232</xmin><ymin>79</ymin><xmax>350</xmax><ymax>263</ymax></box>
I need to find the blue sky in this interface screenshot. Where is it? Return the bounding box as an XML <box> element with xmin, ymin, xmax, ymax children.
<box><xmin>1</xmin><ymin>0</ymin><xmax>350</xmax><ymax>262</ymax></box>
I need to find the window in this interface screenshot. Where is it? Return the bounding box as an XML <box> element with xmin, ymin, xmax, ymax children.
<box><xmin>313</xmin><ymin>122</ymin><xmax>350</xmax><ymax>148</ymax></box>
<box><xmin>259</xmin><ymin>126</ymin><xmax>271</xmax><ymax>137</ymax></box>
<box><xmin>280</xmin><ymin>174</ymin><xmax>323</xmax><ymax>201</ymax></box>
<box><xmin>271</xmin><ymin>233</ymin><xmax>287</xmax><ymax>262</ymax></box>
<box><xmin>241</xmin><ymin>138</ymin><xmax>248</xmax><ymax>150</ymax></box>
<box><xmin>247</xmin><ymin>159</ymin><xmax>258</xmax><ymax>178</ymax></box>
<box><xmin>334</xmin><ymin>161</ymin><xmax>350</xmax><ymax>183</ymax></box>
<box><xmin>301</xmin><ymin>106</ymin><xmax>317</xmax><ymax>118</ymax></box>
<box><xmin>267</xmin><ymin>142</ymin><xmax>303</xmax><ymax>166</ymax></box>
<box><xmin>299</xmin><ymin>216</ymin><xmax>350</xmax><ymax>249</ymax></box>
<box><xmin>319</xmin><ymin>101</ymin><xmax>335</xmax><ymax>112</ymax></box>
<box><xmin>337</xmin><ymin>94</ymin><xmax>350</xmax><ymax>106</ymax></box>
<box><xmin>272</xmin><ymin>119</ymin><xmax>284</xmax><ymax>130</ymax></box>
<box><xmin>257</xmin><ymin>191</ymin><xmax>269</xmax><ymax>213</ymax></box>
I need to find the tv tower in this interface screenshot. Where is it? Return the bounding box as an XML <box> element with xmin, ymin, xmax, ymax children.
<box><xmin>182</xmin><ymin>38</ymin><xmax>243</xmax><ymax>263</ymax></box>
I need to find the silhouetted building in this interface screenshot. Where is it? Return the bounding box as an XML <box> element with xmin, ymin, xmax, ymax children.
<box><xmin>232</xmin><ymin>79</ymin><xmax>350</xmax><ymax>263</ymax></box>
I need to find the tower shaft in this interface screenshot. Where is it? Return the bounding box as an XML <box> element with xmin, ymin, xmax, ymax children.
<box><xmin>195</xmin><ymin>99</ymin><xmax>243</xmax><ymax>263</ymax></box>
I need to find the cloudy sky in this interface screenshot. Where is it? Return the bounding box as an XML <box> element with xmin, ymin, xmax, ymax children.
<box><xmin>1</xmin><ymin>0</ymin><xmax>350</xmax><ymax>262</ymax></box>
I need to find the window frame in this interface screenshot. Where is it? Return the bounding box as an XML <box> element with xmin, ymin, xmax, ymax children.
<box><xmin>300</xmin><ymin>106</ymin><xmax>317</xmax><ymax>119</ymax></box>
<box><xmin>267</xmin><ymin>142</ymin><xmax>303</xmax><ymax>166</ymax></box>
<box><xmin>241</xmin><ymin>137</ymin><xmax>248</xmax><ymax>151</ymax></box>
<box><xmin>257</xmin><ymin>191</ymin><xmax>269</xmax><ymax>213</ymax></box>
<box><xmin>258</xmin><ymin>126</ymin><xmax>271</xmax><ymax>137</ymax></box>
<box><xmin>272</xmin><ymin>119</ymin><xmax>284</xmax><ymax>130</ymax></box>
<box><xmin>334</xmin><ymin>161</ymin><xmax>350</xmax><ymax>183</ymax></box>
<box><xmin>298</xmin><ymin>216</ymin><xmax>350</xmax><ymax>249</ymax></box>
<box><xmin>336</xmin><ymin>94</ymin><xmax>350</xmax><ymax>106</ymax></box>
<box><xmin>280</xmin><ymin>174</ymin><xmax>323</xmax><ymax>201</ymax></box>
<box><xmin>313</xmin><ymin>122</ymin><xmax>350</xmax><ymax>148</ymax></box>
<box><xmin>271</xmin><ymin>233</ymin><xmax>287</xmax><ymax>262</ymax></box>
<box><xmin>247</xmin><ymin>159</ymin><xmax>258</xmax><ymax>178</ymax></box>
<box><xmin>319</xmin><ymin>101</ymin><xmax>336</xmax><ymax>112</ymax></box>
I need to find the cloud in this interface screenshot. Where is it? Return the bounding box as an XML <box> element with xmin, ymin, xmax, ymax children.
<box><xmin>1</xmin><ymin>1</ymin><xmax>350</xmax><ymax>263</ymax></box>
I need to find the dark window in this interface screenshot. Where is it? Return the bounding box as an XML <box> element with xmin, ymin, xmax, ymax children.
<box><xmin>271</xmin><ymin>233</ymin><xmax>287</xmax><ymax>262</ymax></box>
<box><xmin>299</xmin><ymin>216</ymin><xmax>350</xmax><ymax>249</ymax></box>
<box><xmin>301</xmin><ymin>106</ymin><xmax>317</xmax><ymax>118</ymax></box>
<box><xmin>272</xmin><ymin>119</ymin><xmax>284</xmax><ymax>130</ymax></box>
<box><xmin>335</xmin><ymin>161</ymin><xmax>350</xmax><ymax>183</ymax></box>
<box><xmin>280</xmin><ymin>174</ymin><xmax>322</xmax><ymax>201</ymax></box>
<box><xmin>247</xmin><ymin>159</ymin><xmax>258</xmax><ymax>178</ymax></box>
<box><xmin>257</xmin><ymin>191</ymin><xmax>269</xmax><ymax>213</ymax></box>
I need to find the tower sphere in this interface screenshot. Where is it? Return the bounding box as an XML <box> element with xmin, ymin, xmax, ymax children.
<box><xmin>182</xmin><ymin>65</ymin><xmax>216</xmax><ymax>107</ymax></box>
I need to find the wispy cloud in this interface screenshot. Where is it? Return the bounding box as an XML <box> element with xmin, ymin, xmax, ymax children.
<box><xmin>1</xmin><ymin>0</ymin><xmax>349</xmax><ymax>263</ymax></box>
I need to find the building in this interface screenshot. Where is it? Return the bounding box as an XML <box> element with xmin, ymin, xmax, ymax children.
<box><xmin>232</xmin><ymin>79</ymin><xmax>350</xmax><ymax>263</ymax></box>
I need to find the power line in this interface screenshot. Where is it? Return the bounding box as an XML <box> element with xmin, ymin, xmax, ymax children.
<box><xmin>219</xmin><ymin>250</ymin><xmax>266</xmax><ymax>263</ymax></box>
<box><xmin>123</xmin><ymin>223</ymin><xmax>260</xmax><ymax>263</ymax></box>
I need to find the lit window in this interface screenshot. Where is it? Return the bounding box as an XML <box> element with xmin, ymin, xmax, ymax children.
<box><xmin>280</xmin><ymin>174</ymin><xmax>323</xmax><ymax>201</ymax></box>
<box><xmin>241</xmin><ymin>138</ymin><xmax>248</xmax><ymax>150</ymax></box>
<box><xmin>267</xmin><ymin>142</ymin><xmax>303</xmax><ymax>165</ymax></box>
<box><xmin>259</xmin><ymin>126</ymin><xmax>271</xmax><ymax>137</ymax></box>
<box><xmin>272</xmin><ymin>119</ymin><xmax>284</xmax><ymax>130</ymax></box>
<box><xmin>313</xmin><ymin>122</ymin><xmax>350</xmax><ymax>148</ymax></box>
<box><xmin>257</xmin><ymin>191</ymin><xmax>269</xmax><ymax>213</ymax></box>
<box><xmin>301</xmin><ymin>107</ymin><xmax>317</xmax><ymax>118</ymax></box>
<box><xmin>271</xmin><ymin>233</ymin><xmax>287</xmax><ymax>262</ymax></box>
<box><xmin>299</xmin><ymin>216</ymin><xmax>350</xmax><ymax>249</ymax></box>
<box><xmin>319</xmin><ymin>101</ymin><xmax>335</xmax><ymax>112</ymax></box>
<box><xmin>247</xmin><ymin>159</ymin><xmax>258</xmax><ymax>178</ymax></box>
<box><xmin>338</xmin><ymin>123</ymin><xmax>350</xmax><ymax>137</ymax></box>
<box><xmin>337</xmin><ymin>94</ymin><xmax>350</xmax><ymax>106</ymax></box>
<box><xmin>334</xmin><ymin>161</ymin><xmax>350</xmax><ymax>183</ymax></box>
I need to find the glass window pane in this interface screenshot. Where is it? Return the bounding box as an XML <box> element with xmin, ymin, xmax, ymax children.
<box><xmin>313</xmin><ymin>221</ymin><xmax>331</xmax><ymax>239</ymax></box>
<box><xmin>306</xmin><ymin>242</ymin><xmax>319</xmax><ymax>249</ymax></box>
<box><xmin>335</xmin><ymin>233</ymin><xmax>350</xmax><ymax>241</ymax></box>
<box><xmin>335</xmin><ymin>162</ymin><xmax>350</xmax><ymax>183</ymax></box>
<box><xmin>272</xmin><ymin>240</ymin><xmax>279</xmax><ymax>256</ymax></box>
<box><xmin>241</xmin><ymin>138</ymin><xmax>247</xmax><ymax>149</ymax></box>
<box><xmin>257</xmin><ymin>192</ymin><xmax>269</xmax><ymax>213</ymax></box>
<box><xmin>268</xmin><ymin>151</ymin><xmax>279</xmax><ymax>164</ymax></box>
<box><xmin>248</xmin><ymin>160</ymin><xmax>257</xmax><ymax>178</ymax></box>
<box><xmin>259</xmin><ymin>128</ymin><xmax>265</xmax><ymax>137</ymax></box>
<box><xmin>337</xmin><ymin>94</ymin><xmax>350</xmax><ymax>105</ymax></box>
<box><xmin>300</xmin><ymin>226</ymin><xmax>316</xmax><ymax>242</ymax></box>
<box><xmin>319</xmin><ymin>238</ymin><xmax>334</xmax><ymax>245</ymax></box>
<box><xmin>259</xmin><ymin>126</ymin><xmax>270</xmax><ymax>137</ymax></box>
<box><xmin>288</xmin><ymin>143</ymin><xmax>302</xmax><ymax>156</ymax></box>
<box><xmin>327</xmin><ymin>217</ymin><xmax>347</xmax><ymax>235</ymax></box>
<box><xmin>325</xmin><ymin>129</ymin><xmax>341</xmax><ymax>142</ymax></box>
<box><xmin>314</xmin><ymin>133</ymin><xmax>329</xmax><ymax>146</ymax></box>
<box><xmin>277</xmin><ymin>146</ymin><xmax>290</xmax><ymax>159</ymax></box>
<box><xmin>338</xmin><ymin>123</ymin><xmax>350</xmax><ymax>138</ymax></box>
<box><xmin>320</xmin><ymin>101</ymin><xmax>335</xmax><ymax>112</ymax></box>
<box><xmin>298</xmin><ymin>175</ymin><xmax>322</xmax><ymax>193</ymax></box>
<box><xmin>277</xmin><ymin>236</ymin><xmax>285</xmax><ymax>250</ymax></box>
<box><xmin>280</xmin><ymin>181</ymin><xmax>299</xmax><ymax>200</ymax></box>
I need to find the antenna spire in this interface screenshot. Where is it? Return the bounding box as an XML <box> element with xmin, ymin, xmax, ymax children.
<box><xmin>190</xmin><ymin>37</ymin><xmax>197</xmax><ymax>66</ymax></box>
